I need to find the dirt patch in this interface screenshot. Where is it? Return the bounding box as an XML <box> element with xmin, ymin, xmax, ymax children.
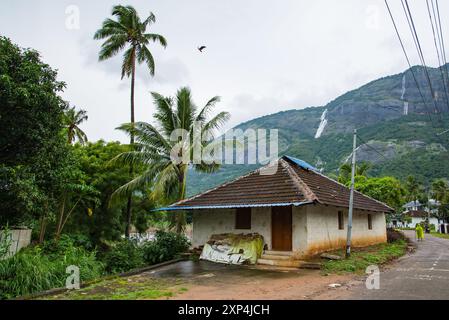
<box><xmin>167</xmin><ymin>266</ymin><xmax>356</xmax><ymax>300</ymax></box>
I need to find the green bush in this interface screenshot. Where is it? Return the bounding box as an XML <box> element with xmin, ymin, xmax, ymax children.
<box><xmin>0</xmin><ymin>237</ymin><xmax>104</xmax><ymax>300</ymax></box>
<box><xmin>0</xmin><ymin>226</ymin><xmax>12</xmax><ymax>259</ymax></box>
<box><xmin>101</xmin><ymin>240</ymin><xmax>145</xmax><ymax>274</ymax></box>
<box><xmin>142</xmin><ymin>231</ymin><xmax>190</xmax><ymax>265</ymax></box>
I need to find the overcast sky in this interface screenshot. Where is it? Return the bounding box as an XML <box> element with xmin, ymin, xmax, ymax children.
<box><xmin>1</xmin><ymin>0</ymin><xmax>447</xmax><ymax>142</ymax></box>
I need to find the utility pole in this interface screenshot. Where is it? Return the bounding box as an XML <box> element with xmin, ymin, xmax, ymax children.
<box><xmin>346</xmin><ymin>129</ymin><xmax>357</xmax><ymax>258</ymax></box>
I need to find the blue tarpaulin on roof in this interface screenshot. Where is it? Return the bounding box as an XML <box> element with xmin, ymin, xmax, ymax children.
<box><xmin>283</xmin><ymin>155</ymin><xmax>318</xmax><ymax>171</ymax></box>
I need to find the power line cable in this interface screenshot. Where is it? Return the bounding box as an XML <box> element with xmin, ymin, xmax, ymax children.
<box><xmin>435</xmin><ymin>0</ymin><xmax>449</xmax><ymax>74</ymax></box>
<box><xmin>384</xmin><ymin>0</ymin><xmax>437</xmax><ymax>126</ymax></box>
<box><xmin>426</xmin><ymin>0</ymin><xmax>449</xmax><ymax>113</ymax></box>
<box><xmin>433</xmin><ymin>0</ymin><xmax>449</xmax><ymax>112</ymax></box>
<box><xmin>357</xmin><ymin>135</ymin><xmax>390</xmax><ymax>162</ymax></box>
<box><xmin>403</xmin><ymin>0</ymin><xmax>442</xmax><ymax>119</ymax></box>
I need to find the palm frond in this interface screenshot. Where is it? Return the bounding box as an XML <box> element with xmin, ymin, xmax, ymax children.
<box><xmin>151</xmin><ymin>92</ymin><xmax>177</xmax><ymax>136</ymax></box>
<box><xmin>75</xmin><ymin>129</ymin><xmax>88</xmax><ymax>145</ymax></box>
<box><xmin>98</xmin><ymin>35</ymin><xmax>128</xmax><ymax>61</ymax></box>
<box><xmin>202</xmin><ymin>111</ymin><xmax>231</xmax><ymax>135</ymax></box>
<box><xmin>75</xmin><ymin>109</ymin><xmax>88</xmax><ymax>125</ymax></box>
<box><xmin>120</xmin><ymin>122</ymin><xmax>172</xmax><ymax>150</ymax></box>
<box><xmin>121</xmin><ymin>47</ymin><xmax>135</xmax><ymax>79</ymax></box>
<box><xmin>176</xmin><ymin>87</ymin><xmax>196</xmax><ymax>130</ymax></box>
<box><xmin>93</xmin><ymin>18</ymin><xmax>127</xmax><ymax>39</ymax></box>
<box><xmin>137</xmin><ymin>45</ymin><xmax>155</xmax><ymax>76</ymax></box>
<box><xmin>110</xmin><ymin>169</ymin><xmax>155</xmax><ymax>203</ymax></box>
<box><xmin>142</xmin><ymin>12</ymin><xmax>156</xmax><ymax>30</ymax></box>
<box><xmin>110</xmin><ymin>150</ymin><xmax>169</xmax><ymax>171</ymax></box>
<box><xmin>196</xmin><ymin>96</ymin><xmax>221</xmax><ymax>123</ymax></box>
<box><xmin>143</xmin><ymin>33</ymin><xmax>168</xmax><ymax>48</ymax></box>
<box><xmin>152</xmin><ymin>163</ymin><xmax>180</xmax><ymax>200</ymax></box>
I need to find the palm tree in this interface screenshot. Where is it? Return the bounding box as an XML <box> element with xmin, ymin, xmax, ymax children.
<box><xmin>404</xmin><ymin>175</ymin><xmax>421</xmax><ymax>202</ymax></box>
<box><xmin>64</xmin><ymin>106</ymin><xmax>88</xmax><ymax>145</ymax></box>
<box><xmin>431</xmin><ymin>179</ymin><xmax>449</xmax><ymax>222</ymax></box>
<box><xmin>338</xmin><ymin>162</ymin><xmax>371</xmax><ymax>184</ymax></box>
<box><xmin>94</xmin><ymin>5</ymin><xmax>167</xmax><ymax>237</ymax></box>
<box><xmin>112</xmin><ymin>87</ymin><xmax>230</xmax><ymax>233</ymax></box>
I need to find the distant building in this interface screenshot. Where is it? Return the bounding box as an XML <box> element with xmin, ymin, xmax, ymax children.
<box><xmin>403</xmin><ymin>200</ymin><xmax>440</xmax><ymax>214</ymax></box>
<box><xmin>389</xmin><ymin>199</ymin><xmax>442</xmax><ymax>230</ymax></box>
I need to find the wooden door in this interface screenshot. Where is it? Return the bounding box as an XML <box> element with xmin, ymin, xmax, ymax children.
<box><xmin>271</xmin><ymin>206</ymin><xmax>292</xmax><ymax>251</ymax></box>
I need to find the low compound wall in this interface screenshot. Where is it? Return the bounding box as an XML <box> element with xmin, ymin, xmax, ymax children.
<box><xmin>1</xmin><ymin>228</ymin><xmax>32</xmax><ymax>258</ymax></box>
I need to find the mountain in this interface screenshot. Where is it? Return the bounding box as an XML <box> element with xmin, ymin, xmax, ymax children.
<box><xmin>187</xmin><ymin>64</ymin><xmax>449</xmax><ymax>196</ymax></box>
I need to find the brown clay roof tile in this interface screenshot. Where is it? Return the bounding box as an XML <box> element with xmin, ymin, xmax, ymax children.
<box><xmin>167</xmin><ymin>156</ymin><xmax>393</xmax><ymax>212</ymax></box>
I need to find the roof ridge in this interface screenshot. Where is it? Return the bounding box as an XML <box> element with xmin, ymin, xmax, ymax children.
<box><xmin>280</xmin><ymin>158</ymin><xmax>318</xmax><ymax>203</ymax></box>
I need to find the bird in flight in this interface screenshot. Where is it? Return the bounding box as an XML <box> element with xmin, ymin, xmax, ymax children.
<box><xmin>198</xmin><ymin>46</ymin><xmax>206</xmax><ymax>52</ymax></box>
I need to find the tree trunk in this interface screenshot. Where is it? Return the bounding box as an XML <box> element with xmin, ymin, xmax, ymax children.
<box><xmin>125</xmin><ymin>49</ymin><xmax>136</xmax><ymax>239</ymax></box>
<box><xmin>55</xmin><ymin>193</ymin><xmax>66</xmax><ymax>240</ymax></box>
<box><xmin>176</xmin><ymin>165</ymin><xmax>188</xmax><ymax>234</ymax></box>
<box><xmin>39</xmin><ymin>215</ymin><xmax>47</xmax><ymax>244</ymax></box>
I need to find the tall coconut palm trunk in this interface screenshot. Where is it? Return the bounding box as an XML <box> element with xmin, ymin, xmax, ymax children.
<box><xmin>94</xmin><ymin>5</ymin><xmax>167</xmax><ymax>237</ymax></box>
<box><xmin>125</xmin><ymin>52</ymin><xmax>136</xmax><ymax>238</ymax></box>
<box><xmin>175</xmin><ymin>164</ymin><xmax>188</xmax><ymax>234</ymax></box>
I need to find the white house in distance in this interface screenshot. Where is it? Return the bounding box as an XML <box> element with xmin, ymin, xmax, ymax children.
<box><xmin>405</xmin><ymin>210</ymin><xmax>440</xmax><ymax>229</ymax></box>
<box><xmin>391</xmin><ymin>200</ymin><xmax>441</xmax><ymax>230</ymax></box>
<box><xmin>403</xmin><ymin>200</ymin><xmax>440</xmax><ymax>214</ymax></box>
<box><xmin>163</xmin><ymin>156</ymin><xmax>393</xmax><ymax>266</ymax></box>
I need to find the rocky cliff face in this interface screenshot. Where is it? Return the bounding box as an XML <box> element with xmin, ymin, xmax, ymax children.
<box><xmin>321</xmin><ymin>65</ymin><xmax>449</xmax><ymax>136</ymax></box>
<box><xmin>187</xmin><ymin>64</ymin><xmax>449</xmax><ymax>196</ymax></box>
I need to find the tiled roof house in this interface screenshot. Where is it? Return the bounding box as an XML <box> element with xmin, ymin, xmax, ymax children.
<box><xmin>164</xmin><ymin>156</ymin><xmax>392</xmax><ymax>261</ymax></box>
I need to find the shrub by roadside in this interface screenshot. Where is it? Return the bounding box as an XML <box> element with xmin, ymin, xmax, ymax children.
<box><xmin>99</xmin><ymin>230</ymin><xmax>190</xmax><ymax>274</ymax></box>
<box><xmin>0</xmin><ymin>235</ymin><xmax>104</xmax><ymax>300</ymax></box>
<box><xmin>101</xmin><ymin>240</ymin><xmax>145</xmax><ymax>274</ymax></box>
<box><xmin>322</xmin><ymin>240</ymin><xmax>408</xmax><ymax>274</ymax></box>
<box><xmin>0</xmin><ymin>231</ymin><xmax>190</xmax><ymax>299</ymax></box>
<box><xmin>387</xmin><ymin>229</ymin><xmax>406</xmax><ymax>243</ymax></box>
<box><xmin>142</xmin><ymin>230</ymin><xmax>190</xmax><ymax>265</ymax></box>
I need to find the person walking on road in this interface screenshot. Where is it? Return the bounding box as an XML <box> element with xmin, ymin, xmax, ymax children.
<box><xmin>415</xmin><ymin>223</ymin><xmax>424</xmax><ymax>241</ymax></box>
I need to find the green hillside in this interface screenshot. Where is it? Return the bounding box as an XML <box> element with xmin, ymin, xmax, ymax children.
<box><xmin>187</xmin><ymin>64</ymin><xmax>449</xmax><ymax>196</ymax></box>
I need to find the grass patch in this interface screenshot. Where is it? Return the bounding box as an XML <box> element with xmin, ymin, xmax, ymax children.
<box><xmin>322</xmin><ymin>240</ymin><xmax>408</xmax><ymax>274</ymax></box>
<box><xmin>431</xmin><ymin>232</ymin><xmax>449</xmax><ymax>240</ymax></box>
<box><xmin>44</xmin><ymin>276</ymin><xmax>186</xmax><ymax>300</ymax></box>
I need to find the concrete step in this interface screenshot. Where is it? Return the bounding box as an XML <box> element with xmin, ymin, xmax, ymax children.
<box><xmin>261</xmin><ymin>254</ymin><xmax>292</xmax><ymax>260</ymax></box>
<box><xmin>257</xmin><ymin>258</ymin><xmax>305</xmax><ymax>268</ymax></box>
<box><xmin>264</xmin><ymin>250</ymin><xmax>293</xmax><ymax>256</ymax></box>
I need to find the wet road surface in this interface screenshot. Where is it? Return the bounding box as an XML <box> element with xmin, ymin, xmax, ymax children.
<box><xmin>346</xmin><ymin>231</ymin><xmax>449</xmax><ymax>300</ymax></box>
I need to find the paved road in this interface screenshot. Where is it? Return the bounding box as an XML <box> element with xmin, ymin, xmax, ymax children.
<box><xmin>347</xmin><ymin>230</ymin><xmax>449</xmax><ymax>300</ymax></box>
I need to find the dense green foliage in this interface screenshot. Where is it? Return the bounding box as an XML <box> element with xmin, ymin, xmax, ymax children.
<box><xmin>67</xmin><ymin>141</ymin><xmax>154</xmax><ymax>244</ymax></box>
<box><xmin>0</xmin><ymin>36</ymin><xmax>72</xmax><ymax>227</ymax></box>
<box><xmin>354</xmin><ymin>176</ymin><xmax>405</xmax><ymax>211</ymax></box>
<box><xmin>101</xmin><ymin>231</ymin><xmax>190</xmax><ymax>274</ymax></box>
<box><xmin>0</xmin><ymin>235</ymin><xmax>104</xmax><ymax>299</ymax></box>
<box><xmin>101</xmin><ymin>240</ymin><xmax>145</xmax><ymax>274</ymax></box>
<box><xmin>0</xmin><ymin>226</ymin><xmax>12</xmax><ymax>259</ymax></box>
<box><xmin>142</xmin><ymin>230</ymin><xmax>190</xmax><ymax>265</ymax></box>
<box><xmin>0</xmin><ymin>230</ymin><xmax>189</xmax><ymax>299</ymax></box>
